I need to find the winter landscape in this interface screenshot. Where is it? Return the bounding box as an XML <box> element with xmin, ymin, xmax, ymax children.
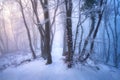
<box><xmin>0</xmin><ymin>0</ymin><xmax>120</xmax><ymax>80</ymax></box>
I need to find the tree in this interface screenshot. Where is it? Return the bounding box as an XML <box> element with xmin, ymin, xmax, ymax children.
<box><xmin>30</xmin><ymin>0</ymin><xmax>59</xmax><ymax>64</ymax></box>
<box><xmin>18</xmin><ymin>0</ymin><xmax>36</xmax><ymax>59</ymax></box>
<box><xmin>39</xmin><ymin>0</ymin><xmax>58</xmax><ymax>64</ymax></box>
<box><xmin>30</xmin><ymin>0</ymin><xmax>45</xmax><ymax>59</ymax></box>
<box><xmin>40</xmin><ymin>0</ymin><xmax>52</xmax><ymax>64</ymax></box>
<box><xmin>78</xmin><ymin>0</ymin><xmax>97</xmax><ymax>62</ymax></box>
<box><xmin>64</xmin><ymin>0</ymin><xmax>74</xmax><ymax>68</ymax></box>
<box><xmin>78</xmin><ymin>0</ymin><xmax>107</xmax><ymax>62</ymax></box>
<box><xmin>113</xmin><ymin>0</ymin><xmax>119</xmax><ymax>67</ymax></box>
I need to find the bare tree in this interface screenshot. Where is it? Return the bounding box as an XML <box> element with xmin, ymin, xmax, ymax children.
<box><xmin>39</xmin><ymin>0</ymin><xmax>52</xmax><ymax>64</ymax></box>
<box><xmin>113</xmin><ymin>0</ymin><xmax>119</xmax><ymax>67</ymax></box>
<box><xmin>30</xmin><ymin>0</ymin><xmax>59</xmax><ymax>64</ymax></box>
<box><xmin>18</xmin><ymin>0</ymin><xmax>36</xmax><ymax>59</ymax></box>
<box><xmin>64</xmin><ymin>0</ymin><xmax>74</xmax><ymax>68</ymax></box>
<box><xmin>89</xmin><ymin>0</ymin><xmax>106</xmax><ymax>59</ymax></box>
<box><xmin>78</xmin><ymin>0</ymin><xmax>97</xmax><ymax>62</ymax></box>
<box><xmin>30</xmin><ymin>0</ymin><xmax>45</xmax><ymax>59</ymax></box>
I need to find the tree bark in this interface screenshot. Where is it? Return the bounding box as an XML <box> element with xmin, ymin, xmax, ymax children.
<box><xmin>65</xmin><ymin>0</ymin><xmax>73</xmax><ymax>68</ymax></box>
<box><xmin>40</xmin><ymin>0</ymin><xmax>52</xmax><ymax>64</ymax></box>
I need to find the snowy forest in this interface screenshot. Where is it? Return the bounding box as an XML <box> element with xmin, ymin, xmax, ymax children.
<box><xmin>0</xmin><ymin>0</ymin><xmax>120</xmax><ymax>80</ymax></box>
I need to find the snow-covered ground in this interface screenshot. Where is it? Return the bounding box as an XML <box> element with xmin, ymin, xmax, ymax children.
<box><xmin>0</xmin><ymin>48</ymin><xmax>120</xmax><ymax>80</ymax></box>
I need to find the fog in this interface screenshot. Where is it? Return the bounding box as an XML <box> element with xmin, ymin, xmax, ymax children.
<box><xmin>0</xmin><ymin>0</ymin><xmax>120</xmax><ymax>67</ymax></box>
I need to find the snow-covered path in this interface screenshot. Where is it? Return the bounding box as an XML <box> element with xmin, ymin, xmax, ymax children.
<box><xmin>0</xmin><ymin>48</ymin><xmax>120</xmax><ymax>80</ymax></box>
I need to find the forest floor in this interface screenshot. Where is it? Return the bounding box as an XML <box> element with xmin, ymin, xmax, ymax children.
<box><xmin>0</xmin><ymin>48</ymin><xmax>120</xmax><ymax>80</ymax></box>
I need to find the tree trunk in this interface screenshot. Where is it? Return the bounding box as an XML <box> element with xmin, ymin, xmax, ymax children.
<box><xmin>19</xmin><ymin>0</ymin><xmax>36</xmax><ymax>59</ymax></box>
<box><xmin>30</xmin><ymin>0</ymin><xmax>45</xmax><ymax>59</ymax></box>
<box><xmin>79</xmin><ymin>14</ymin><xmax>95</xmax><ymax>62</ymax></box>
<box><xmin>65</xmin><ymin>0</ymin><xmax>73</xmax><ymax>68</ymax></box>
<box><xmin>40</xmin><ymin>0</ymin><xmax>52</xmax><ymax>64</ymax></box>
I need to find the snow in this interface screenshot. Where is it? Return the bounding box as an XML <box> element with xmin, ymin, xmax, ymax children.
<box><xmin>0</xmin><ymin>48</ymin><xmax>120</xmax><ymax>80</ymax></box>
<box><xmin>0</xmin><ymin>51</ymin><xmax>35</xmax><ymax>70</ymax></box>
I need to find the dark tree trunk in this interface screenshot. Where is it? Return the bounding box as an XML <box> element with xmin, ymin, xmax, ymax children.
<box><xmin>30</xmin><ymin>0</ymin><xmax>45</xmax><ymax>58</ymax></box>
<box><xmin>90</xmin><ymin>0</ymin><xmax>104</xmax><ymax>54</ymax></box>
<box><xmin>65</xmin><ymin>0</ymin><xmax>73</xmax><ymax>68</ymax></box>
<box><xmin>40</xmin><ymin>0</ymin><xmax>52</xmax><ymax>64</ymax></box>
